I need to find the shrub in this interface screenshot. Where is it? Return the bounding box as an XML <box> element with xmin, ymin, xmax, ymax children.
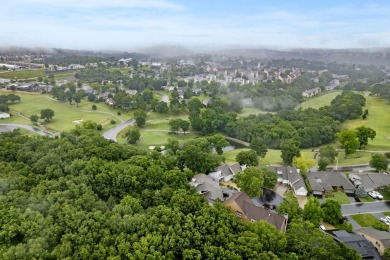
<box><xmin>110</xmin><ymin>119</ymin><xmax>116</xmax><ymax>124</ymax></box>
<box><xmin>96</xmin><ymin>124</ymin><xmax>103</xmax><ymax>131</ymax></box>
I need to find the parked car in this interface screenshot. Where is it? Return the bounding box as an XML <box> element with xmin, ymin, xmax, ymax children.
<box><xmin>368</xmin><ymin>191</ymin><xmax>383</xmax><ymax>200</ymax></box>
<box><xmin>380</xmin><ymin>217</ymin><xmax>390</xmax><ymax>225</ymax></box>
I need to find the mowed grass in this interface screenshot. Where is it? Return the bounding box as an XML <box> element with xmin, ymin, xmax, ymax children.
<box><xmin>224</xmin><ymin>148</ymin><xmax>284</xmax><ymax>165</ymax></box>
<box><xmin>342</xmin><ymin>95</ymin><xmax>390</xmax><ymax>150</ymax></box>
<box><xmin>1</xmin><ymin>91</ymin><xmax>118</xmax><ymax>132</ymax></box>
<box><xmin>296</xmin><ymin>91</ymin><xmax>342</xmax><ymax>110</ymax></box>
<box><xmin>0</xmin><ymin>69</ymin><xmax>45</xmax><ymax>79</ymax></box>
<box><xmin>350</xmin><ymin>214</ymin><xmax>384</xmax><ymax>227</ymax></box>
<box><xmin>325</xmin><ymin>191</ymin><xmax>351</xmax><ymax>204</ymax></box>
<box><xmin>117</xmin><ymin>127</ymin><xmax>199</xmax><ymax>149</ymax></box>
<box><xmin>239</xmin><ymin>107</ymin><xmax>274</xmax><ymax>117</ymax></box>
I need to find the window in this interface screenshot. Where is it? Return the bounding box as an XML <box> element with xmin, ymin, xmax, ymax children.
<box><xmin>236</xmin><ymin>211</ymin><xmax>242</xmax><ymax>217</ymax></box>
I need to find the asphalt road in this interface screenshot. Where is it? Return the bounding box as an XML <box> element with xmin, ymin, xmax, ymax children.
<box><xmin>102</xmin><ymin>118</ymin><xmax>135</xmax><ymax>142</ymax></box>
<box><xmin>342</xmin><ymin>201</ymin><xmax>390</xmax><ymax>215</ymax></box>
<box><xmin>102</xmin><ymin>93</ymin><xmax>169</xmax><ymax>142</ymax></box>
<box><xmin>0</xmin><ymin>123</ymin><xmax>53</xmax><ymax>137</ymax></box>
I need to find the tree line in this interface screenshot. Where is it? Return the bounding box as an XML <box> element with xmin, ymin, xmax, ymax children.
<box><xmin>0</xmin><ymin>131</ymin><xmax>361</xmax><ymax>259</ymax></box>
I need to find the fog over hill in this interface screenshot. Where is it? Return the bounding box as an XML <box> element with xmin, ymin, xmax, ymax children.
<box><xmin>1</xmin><ymin>45</ymin><xmax>390</xmax><ymax>66</ymax></box>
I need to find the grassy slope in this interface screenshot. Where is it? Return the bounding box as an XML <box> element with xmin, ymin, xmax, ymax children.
<box><xmin>0</xmin><ymin>69</ymin><xmax>45</xmax><ymax>79</ymax></box>
<box><xmin>296</xmin><ymin>91</ymin><xmax>342</xmax><ymax>110</ymax></box>
<box><xmin>342</xmin><ymin>95</ymin><xmax>390</xmax><ymax>150</ymax></box>
<box><xmin>1</xmin><ymin>91</ymin><xmax>122</xmax><ymax>132</ymax></box>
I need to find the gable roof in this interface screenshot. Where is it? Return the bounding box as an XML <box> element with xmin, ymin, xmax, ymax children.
<box><xmin>308</xmin><ymin>171</ymin><xmax>355</xmax><ymax>193</ymax></box>
<box><xmin>190</xmin><ymin>174</ymin><xmax>224</xmax><ymax>204</ymax></box>
<box><xmin>224</xmin><ymin>192</ymin><xmax>286</xmax><ymax>231</ymax></box>
<box><xmin>349</xmin><ymin>173</ymin><xmax>390</xmax><ymax>190</ymax></box>
<box><xmin>269</xmin><ymin>166</ymin><xmax>307</xmax><ymax>193</ymax></box>
<box><xmin>357</xmin><ymin>227</ymin><xmax>390</xmax><ymax>248</ymax></box>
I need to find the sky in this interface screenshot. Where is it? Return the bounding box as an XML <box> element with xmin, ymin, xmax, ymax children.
<box><xmin>1</xmin><ymin>0</ymin><xmax>390</xmax><ymax>51</ymax></box>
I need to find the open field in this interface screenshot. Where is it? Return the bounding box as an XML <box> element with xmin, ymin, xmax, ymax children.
<box><xmin>50</xmin><ymin>71</ymin><xmax>77</xmax><ymax>80</ymax></box>
<box><xmin>350</xmin><ymin>213</ymin><xmax>384</xmax><ymax>227</ymax></box>
<box><xmin>342</xmin><ymin>95</ymin><xmax>390</xmax><ymax>150</ymax></box>
<box><xmin>0</xmin><ymin>91</ymin><xmax>120</xmax><ymax>132</ymax></box>
<box><xmin>224</xmin><ymin>148</ymin><xmax>284</xmax><ymax>165</ymax></box>
<box><xmin>296</xmin><ymin>91</ymin><xmax>342</xmax><ymax>110</ymax></box>
<box><xmin>0</xmin><ymin>69</ymin><xmax>45</xmax><ymax>79</ymax></box>
<box><xmin>117</xmin><ymin>127</ymin><xmax>199</xmax><ymax>149</ymax></box>
<box><xmin>239</xmin><ymin>107</ymin><xmax>274</xmax><ymax>117</ymax></box>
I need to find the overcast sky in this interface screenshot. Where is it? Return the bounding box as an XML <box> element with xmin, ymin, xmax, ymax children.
<box><xmin>1</xmin><ymin>0</ymin><xmax>390</xmax><ymax>51</ymax></box>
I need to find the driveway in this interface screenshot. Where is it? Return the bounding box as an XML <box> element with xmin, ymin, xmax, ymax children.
<box><xmin>342</xmin><ymin>201</ymin><xmax>390</xmax><ymax>216</ymax></box>
<box><xmin>345</xmin><ymin>216</ymin><xmax>361</xmax><ymax>230</ymax></box>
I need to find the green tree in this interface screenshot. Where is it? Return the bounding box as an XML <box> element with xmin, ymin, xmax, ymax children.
<box><xmin>303</xmin><ymin>197</ymin><xmax>323</xmax><ymax>226</ymax></box>
<box><xmin>124</xmin><ymin>127</ymin><xmax>141</xmax><ymax>144</ymax></box>
<box><xmin>336</xmin><ymin>130</ymin><xmax>360</xmax><ymax>157</ymax></box>
<box><xmin>318</xmin><ymin>157</ymin><xmax>330</xmax><ymax>171</ymax></box>
<box><xmin>134</xmin><ymin>109</ymin><xmax>147</xmax><ymax>128</ymax></box>
<box><xmin>180</xmin><ymin>120</ymin><xmax>190</xmax><ymax>134</ymax></box>
<box><xmin>169</xmin><ymin>119</ymin><xmax>182</xmax><ymax>134</ymax></box>
<box><xmin>92</xmin><ymin>104</ymin><xmax>97</xmax><ymax>110</ymax></box>
<box><xmin>355</xmin><ymin>126</ymin><xmax>376</xmax><ymax>149</ymax></box>
<box><xmin>165</xmin><ymin>138</ymin><xmax>180</xmax><ymax>154</ymax></box>
<box><xmin>384</xmin><ymin>247</ymin><xmax>390</xmax><ymax>260</ymax></box>
<box><xmin>234</xmin><ymin>166</ymin><xmax>264</xmax><ymax>198</ymax></box>
<box><xmin>276</xmin><ymin>192</ymin><xmax>302</xmax><ymax>222</ymax></box>
<box><xmin>355</xmin><ymin>186</ymin><xmax>367</xmax><ymax>198</ymax></box>
<box><xmin>40</xmin><ymin>108</ymin><xmax>55</xmax><ymax>122</ymax></box>
<box><xmin>0</xmin><ymin>103</ymin><xmax>9</xmax><ymax>112</ymax></box>
<box><xmin>250</xmin><ymin>137</ymin><xmax>268</xmax><ymax>158</ymax></box>
<box><xmin>319</xmin><ymin>146</ymin><xmax>338</xmax><ymax>162</ymax></box>
<box><xmin>292</xmin><ymin>156</ymin><xmax>315</xmax><ymax>175</ymax></box>
<box><xmin>262</xmin><ymin>167</ymin><xmax>278</xmax><ymax>189</ymax></box>
<box><xmin>321</xmin><ymin>199</ymin><xmax>342</xmax><ymax>224</ymax></box>
<box><xmin>280</xmin><ymin>140</ymin><xmax>301</xmax><ymax>165</ymax></box>
<box><xmin>30</xmin><ymin>115</ymin><xmax>39</xmax><ymax>123</ymax></box>
<box><xmin>207</xmin><ymin>134</ymin><xmax>229</xmax><ymax>155</ymax></box>
<box><xmin>369</xmin><ymin>153</ymin><xmax>388</xmax><ymax>172</ymax></box>
<box><xmin>235</xmin><ymin>149</ymin><xmax>258</xmax><ymax>166</ymax></box>
<box><xmin>154</xmin><ymin>101</ymin><xmax>168</xmax><ymax>113</ymax></box>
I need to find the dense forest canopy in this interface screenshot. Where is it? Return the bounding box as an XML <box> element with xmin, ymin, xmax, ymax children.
<box><xmin>0</xmin><ymin>131</ymin><xmax>361</xmax><ymax>259</ymax></box>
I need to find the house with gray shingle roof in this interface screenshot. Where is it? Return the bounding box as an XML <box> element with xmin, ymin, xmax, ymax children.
<box><xmin>270</xmin><ymin>166</ymin><xmax>308</xmax><ymax>196</ymax></box>
<box><xmin>307</xmin><ymin>171</ymin><xmax>356</xmax><ymax>197</ymax></box>
<box><xmin>357</xmin><ymin>227</ymin><xmax>390</xmax><ymax>256</ymax></box>
<box><xmin>209</xmin><ymin>163</ymin><xmax>246</xmax><ymax>182</ymax></box>
<box><xmin>349</xmin><ymin>173</ymin><xmax>390</xmax><ymax>192</ymax></box>
<box><xmin>190</xmin><ymin>174</ymin><xmax>224</xmax><ymax>205</ymax></box>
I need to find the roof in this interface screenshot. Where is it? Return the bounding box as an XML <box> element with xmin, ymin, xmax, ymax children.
<box><xmin>349</xmin><ymin>173</ymin><xmax>390</xmax><ymax>190</ymax></box>
<box><xmin>190</xmin><ymin>174</ymin><xmax>224</xmax><ymax>204</ymax></box>
<box><xmin>269</xmin><ymin>166</ymin><xmax>307</xmax><ymax>193</ymax></box>
<box><xmin>224</xmin><ymin>192</ymin><xmax>286</xmax><ymax>231</ymax></box>
<box><xmin>308</xmin><ymin>171</ymin><xmax>355</xmax><ymax>193</ymax></box>
<box><xmin>357</xmin><ymin>227</ymin><xmax>390</xmax><ymax>248</ymax></box>
<box><xmin>326</xmin><ymin>230</ymin><xmax>381</xmax><ymax>259</ymax></box>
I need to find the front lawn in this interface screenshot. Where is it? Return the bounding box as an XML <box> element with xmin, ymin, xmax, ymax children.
<box><xmin>358</xmin><ymin>196</ymin><xmax>376</xmax><ymax>202</ymax></box>
<box><xmin>350</xmin><ymin>213</ymin><xmax>383</xmax><ymax>227</ymax></box>
<box><xmin>382</xmin><ymin>212</ymin><xmax>390</xmax><ymax>216</ymax></box>
<box><xmin>325</xmin><ymin>191</ymin><xmax>350</xmax><ymax>204</ymax></box>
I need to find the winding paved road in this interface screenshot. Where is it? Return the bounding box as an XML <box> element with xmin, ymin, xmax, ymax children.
<box><xmin>102</xmin><ymin>93</ymin><xmax>169</xmax><ymax>142</ymax></box>
<box><xmin>102</xmin><ymin>118</ymin><xmax>135</xmax><ymax>141</ymax></box>
<box><xmin>0</xmin><ymin>123</ymin><xmax>53</xmax><ymax>137</ymax></box>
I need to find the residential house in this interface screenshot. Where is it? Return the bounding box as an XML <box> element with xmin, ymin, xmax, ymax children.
<box><xmin>0</xmin><ymin>78</ymin><xmax>10</xmax><ymax>84</ymax></box>
<box><xmin>125</xmin><ymin>89</ymin><xmax>138</xmax><ymax>96</ymax></box>
<box><xmin>270</xmin><ymin>166</ymin><xmax>308</xmax><ymax>196</ymax></box>
<box><xmin>302</xmin><ymin>87</ymin><xmax>321</xmax><ymax>98</ymax></box>
<box><xmin>189</xmin><ymin>174</ymin><xmax>224</xmax><ymax>205</ymax></box>
<box><xmin>325</xmin><ymin>230</ymin><xmax>381</xmax><ymax>259</ymax></box>
<box><xmin>357</xmin><ymin>227</ymin><xmax>390</xmax><ymax>255</ymax></box>
<box><xmin>224</xmin><ymin>192</ymin><xmax>288</xmax><ymax>232</ymax></box>
<box><xmin>349</xmin><ymin>173</ymin><xmax>390</xmax><ymax>192</ymax></box>
<box><xmin>307</xmin><ymin>171</ymin><xmax>356</xmax><ymax>197</ymax></box>
<box><xmin>0</xmin><ymin>112</ymin><xmax>11</xmax><ymax>119</ymax></box>
<box><xmin>202</xmin><ymin>98</ymin><xmax>211</xmax><ymax>107</ymax></box>
<box><xmin>325</xmin><ymin>79</ymin><xmax>340</xmax><ymax>91</ymax></box>
<box><xmin>209</xmin><ymin>163</ymin><xmax>246</xmax><ymax>182</ymax></box>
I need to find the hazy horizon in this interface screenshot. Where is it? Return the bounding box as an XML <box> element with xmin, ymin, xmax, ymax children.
<box><xmin>1</xmin><ymin>0</ymin><xmax>390</xmax><ymax>52</ymax></box>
